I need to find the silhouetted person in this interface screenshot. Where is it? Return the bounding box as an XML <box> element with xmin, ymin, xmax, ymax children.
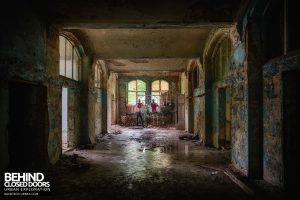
<box><xmin>135</xmin><ymin>99</ymin><xmax>144</xmax><ymax>127</ymax></box>
<box><xmin>150</xmin><ymin>99</ymin><xmax>159</xmax><ymax>113</ymax></box>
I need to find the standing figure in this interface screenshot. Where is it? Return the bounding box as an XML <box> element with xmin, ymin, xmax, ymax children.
<box><xmin>150</xmin><ymin>99</ymin><xmax>159</xmax><ymax>126</ymax></box>
<box><xmin>135</xmin><ymin>99</ymin><xmax>144</xmax><ymax>127</ymax></box>
<box><xmin>150</xmin><ymin>99</ymin><xmax>159</xmax><ymax>113</ymax></box>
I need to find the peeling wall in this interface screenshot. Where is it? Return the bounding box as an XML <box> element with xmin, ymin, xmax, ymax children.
<box><xmin>107</xmin><ymin>72</ymin><xmax>118</xmax><ymax>130</ymax></box>
<box><xmin>0</xmin><ymin>7</ymin><xmax>86</xmax><ymax>170</ymax></box>
<box><xmin>263</xmin><ymin>51</ymin><xmax>300</xmax><ymax>186</ymax></box>
<box><xmin>203</xmin><ymin>27</ymin><xmax>248</xmax><ymax>174</ymax></box>
<box><xmin>193</xmin><ymin>96</ymin><xmax>205</xmax><ymax>142</ymax></box>
<box><xmin>0</xmin><ymin>9</ymin><xmax>52</xmax><ymax>171</ymax></box>
<box><xmin>88</xmin><ymin>60</ymin><xmax>108</xmax><ymax>143</ymax></box>
<box><xmin>230</xmin><ymin>42</ymin><xmax>248</xmax><ymax>175</ymax></box>
<box><xmin>46</xmin><ymin>29</ymin><xmax>82</xmax><ymax>163</ymax></box>
<box><xmin>180</xmin><ymin>72</ymin><xmax>189</xmax><ymax>132</ymax></box>
<box><xmin>192</xmin><ymin>60</ymin><xmax>205</xmax><ymax>143</ymax></box>
<box><xmin>0</xmin><ymin>9</ymin><xmax>61</xmax><ymax>169</ymax></box>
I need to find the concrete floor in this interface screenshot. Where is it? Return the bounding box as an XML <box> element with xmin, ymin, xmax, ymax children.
<box><xmin>48</xmin><ymin>126</ymin><xmax>252</xmax><ymax>200</ymax></box>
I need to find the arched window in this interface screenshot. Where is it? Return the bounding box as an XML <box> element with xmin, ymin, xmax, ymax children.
<box><xmin>59</xmin><ymin>35</ymin><xmax>81</xmax><ymax>81</ymax></box>
<box><xmin>128</xmin><ymin>80</ymin><xmax>146</xmax><ymax>105</ymax></box>
<box><xmin>151</xmin><ymin>80</ymin><xmax>169</xmax><ymax>105</ymax></box>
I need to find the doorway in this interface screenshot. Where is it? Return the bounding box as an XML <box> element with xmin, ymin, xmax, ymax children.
<box><xmin>8</xmin><ymin>80</ymin><xmax>48</xmax><ymax>171</ymax></box>
<box><xmin>219</xmin><ymin>87</ymin><xmax>231</xmax><ymax>149</ymax></box>
<box><xmin>282</xmin><ymin>70</ymin><xmax>300</xmax><ymax>197</ymax></box>
<box><xmin>225</xmin><ymin>88</ymin><xmax>231</xmax><ymax>148</ymax></box>
<box><xmin>62</xmin><ymin>87</ymin><xmax>68</xmax><ymax>151</ymax></box>
<box><xmin>218</xmin><ymin>88</ymin><xmax>226</xmax><ymax>148</ymax></box>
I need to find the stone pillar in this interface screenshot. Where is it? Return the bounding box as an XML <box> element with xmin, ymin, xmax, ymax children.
<box><xmin>80</xmin><ymin>56</ymin><xmax>92</xmax><ymax>145</ymax></box>
<box><xmin>247</xmin><ymin>19</ymin><xmax>263</xmax><ymax>179</ymax></box>
<box><xmin>187</xmin><ymin>71</ymin><xmax>194</xmax><ymax>133</ymax></box>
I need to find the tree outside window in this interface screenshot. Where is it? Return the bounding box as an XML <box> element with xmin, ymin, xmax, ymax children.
<box><xmin>127</xmin><ymin>80</ymin><xmax>146</xmax><ymax>105</ymax></box>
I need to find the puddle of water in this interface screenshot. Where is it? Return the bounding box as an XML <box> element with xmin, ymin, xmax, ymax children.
<box><xmin>158</xmin><ymin>140</ymin><xmax>191</xmax><ymax>155</ymax></box>
<box><xmin>185</xmin><ymin>144</ymin><xmax>189</xmax><ymax>156</ymax></box>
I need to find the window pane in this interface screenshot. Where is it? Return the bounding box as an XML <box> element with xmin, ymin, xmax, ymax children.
<box><xmin>59</xmin><ymin>60</ymin><xmax>65</xmax><ymax>76</ymax></box>
<box><xmin>66</xmin><ymin>61</ymin><xmax>72</xmax><ymax>78</ymax></box>
<box><xmin>66</xmin><ymin>40</ymin><xmax>73</xmax><ymax>78</ymax></box>
<box><xmin>161</xmin><ymin>80</ymin><xmax>169</xmax><ymax>91</ymax></box>
<box><xmin>137</xmin><ymin>92</ymin><xmax>145</xmax><ymax>96</ymax></box>
<box><xmin>161</xmin><ymin>90</ymin><xmax>168</xmax><ymax>95</ymax></box>
<box><xmin>137</xmin><ymin>80</ymin><xmax>146</xmax><ymax>91</ymax></box>
<box><xmin>73</xmin><ymin>49</ymin><xmax>79</xmax><ymax>81</ymax></box>
<box><xmin>128</xmin><ymin>80</ymin><xmax>136</xmax><ymax>91</ymax></box>
<box><xmin>128</xmin><ymin>92</ymin><xmax>136</xmax><ymax>105</ymax></box>
<box><xmin>151</xmin><ymin>92</ymin><xmax>160</xmax><ymax>96</ymax></box>
<box><xmin>152</xmin><ymin>80</ymin><xmax>159</xmax><ymax>91</ymax></box>
<box><xmin>137</xmin><ymin>95</ymin><xmax>145</xmax><ymax>104</ymax></box>
<box><xmin>59</xmin><ymin>36</ymin><xmax>66</xmax><ymax>76</ymax></box>
<box><xmin>151</xmin><ymin>96</ymin><xmax>160</xmax><ymax>105</ymax></box>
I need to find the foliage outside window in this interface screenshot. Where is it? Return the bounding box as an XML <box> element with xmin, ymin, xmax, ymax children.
<box><xmin>128</xmin><ymin>80</ymin><xmax>146</xmax><ymax>105</ymax></box>
<box><xmin>151</xmin><ymin>80</ymin><xmax>169</xmax><ymax>105</ymax></box>
<box><xmin>59</xmin><ymin>35</ymin><xmax>81</xmax><ymax>81</ymax></box>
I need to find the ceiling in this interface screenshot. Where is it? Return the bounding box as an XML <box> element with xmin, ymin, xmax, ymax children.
<box><xmin>47</xmin><ymin>0</ymin><xmax>247</xmax><ymax>28</ymax></box>
<box><xmin>45</xmin><ymin>0</ymin><xmax>249</xmax><ymax>72</ymax></box>
<box><xmin>105</xmin><ymin>58</ymin><xmax>190</xmax><ymax>72</ymax></box>
<box><xmin>73</xmin><ymin>28</ymin><xmax>212</xmax><ymax>59</ymax></box>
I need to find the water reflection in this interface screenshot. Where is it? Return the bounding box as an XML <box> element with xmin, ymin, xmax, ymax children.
<box><xmin>185</xmin><ymin>144</ymin><xmax>189</xmax><ymax>156</ymax></box>
<box><xmin>122</xmin><ymin>137</ymin><xmax>171</xmax><ymax>181</ymax></box>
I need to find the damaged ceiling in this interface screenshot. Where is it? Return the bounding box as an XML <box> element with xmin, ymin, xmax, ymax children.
<box><xmin>105</xmin><ymin>58</ymin><xmax>190</xmax><ymax>72</ymax></box>
<box><xmin>46</xmin><ymin>0</ymin><xmax>248</xmax><ymax>72</ymax></box>
<box><xmin>72</xmin><ymin>28</ymin><xmax>212</xmax><ymax>59</ymax></box>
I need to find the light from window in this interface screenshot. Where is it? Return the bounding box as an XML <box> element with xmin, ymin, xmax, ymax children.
<box><xmin>151</xmin><ymin>80</ymin><xmax>169</xmax><ymax>105</ymax></box>
<box><xmin>59</xmin><ymin>35</ymin><xmax>81</xmax><ymax>81</ymax></box>
<box><xmin>128</xmin><ymin>80</ymin><xmax>146</xmax><ymax>105</ymax></box>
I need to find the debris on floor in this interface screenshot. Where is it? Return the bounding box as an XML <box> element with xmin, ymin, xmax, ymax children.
<box><xmin>57</xmin><ymin>154</ymin><xmax>89</xmax><ymax>170</ymax></box>
<box><xmin>77</xmin><ymin>144</ymin><xmax>94</xmax><ymax>150</ymax></box>
<box><xmin>96</xmin><ymin>133</ymin><xmax>106</xmax><ymax>143</ymax></box>
<box><xmin>179</xmin><ymin>133</ymin><xmax>199</xmax><ymax>140</ymax></box>
<box><xmin>110</xmin><ymin>130</ymin><xmax>122</xmax><ymax>134</ymax></box>
<box><xmin>107</xmin><ymin>134</ymin><xmax>115</xmax><ymax>139</ymax></box>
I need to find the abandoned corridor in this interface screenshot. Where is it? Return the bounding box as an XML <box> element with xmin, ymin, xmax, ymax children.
<box><xmin>1</xmin><ymin>0</ymin><xmax>300</xmax><ymax>199</ymax></box>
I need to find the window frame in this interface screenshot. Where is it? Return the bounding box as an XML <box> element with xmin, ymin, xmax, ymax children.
<box><xmin>151</xmin><ymin>80</ymin><xmax>169</xmax><ymax>105</ymax></box>
<box><xmin>59</xmin><ymin>35</ymin><xmax>81</xmax><ymax>81</ymax></box>
<box><xmin>127</xmin><ymin>80</ymin><xmax>146</xmax><ymax>105</ymax></box>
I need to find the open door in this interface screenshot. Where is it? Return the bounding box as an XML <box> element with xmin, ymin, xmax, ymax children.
<box><xmin>177</xmin><ymin>94</ymin><xmax>185</xmax><ymax>130</ymax></box>
<box><xmin>8</xmin><ymin>80</ymin><xmax>48</xmax><ymax>171</ymax></box>
<box><xmin>282</xmin><ymin>70</ymin><xmax>300</xmax><ymax>197</ymax></box>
